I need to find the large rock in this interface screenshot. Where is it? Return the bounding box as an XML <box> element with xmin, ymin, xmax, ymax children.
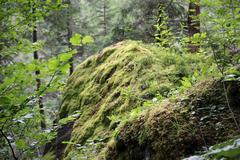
<box><xmin>106</xmin><ymin>80</ymin><xmax>240</xmax><ymax>160</ymax></box>
<box><xmin>46</xmin><ymin>41</ymin><xmax>240</xmax><ymax>160</ymax></box>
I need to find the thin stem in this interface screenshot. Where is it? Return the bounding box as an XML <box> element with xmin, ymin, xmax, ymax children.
<box><xmin>0</xmin><ymin>84</ymin><xmax>15</xmax><ymax>96</ymax></box>
<box><xmin>211</xmin><ymin>40</ymin><xmax>240</xmax><ymax>133</ymax></box>
<box><xmin>0</xmin><ymin>129</ymin><xmax>18</xmax><ymax>160</ymax></box>
<box><xmin>222</xmin><ymin>81</ymin><xmax>240</xmax><ymax>132</ymax></box>
<box><xmin>20</xmin><ymin>69</ymin><xmax>59</xmax><ymax>108</ymax></box>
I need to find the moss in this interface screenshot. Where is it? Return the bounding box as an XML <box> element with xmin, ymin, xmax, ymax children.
<box><xmin>105</xmin><ymin>80</ymin><xmax>240</xmax><ymax>160</ymax></box>
<box><xmin>184</xmin><ymin>135</ymin><xmax>240</xmax><ymax>159</ymax></box>
<box><xmin>52</xmin><ymin>40</ymin><xmax>225</xmax><ymax>159</ymax></box>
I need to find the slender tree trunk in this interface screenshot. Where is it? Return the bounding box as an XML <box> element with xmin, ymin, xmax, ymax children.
<box><xmin>187</xmin><ymin>0</ymin><xmax>200</xmax><ymax>53</ymax></box>
<box><xmin>32</xmin><ymin>5</ymin><xmax>46</xmax><ymax>130</ymax></box>
<box><xmin>121</xmin><ymin>12</ymin><xmax>125</xmax><ymax>39</ymax></box>
<box><xmin>103</xmin><ymin>0</ymin><xmax>107</xmax><ymax>35</ymax></box>
<box><xmin>67</xmin><ymin>23</ymin><xmax>73</xmax><ymax>75</ymax></box>
<box><xmin>66</xmin><ymin>0</ymin><xmax>73</xmax><ymax>75</ymax></box>
<box><xmin>78</xmin><ymin>45</ymin><xmax>84</xmax><ymax>58</ymax></box>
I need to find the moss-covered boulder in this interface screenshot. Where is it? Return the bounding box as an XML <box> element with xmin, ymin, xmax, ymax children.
<box><xmin>47</xmin><ymin>41</ymin><xmax>240</xmax><ymax>160</ymax></box>
<box><xmin>106</xmin><ymin>80</ymin><xmax>240</xmax><ymax>160</ymax></box>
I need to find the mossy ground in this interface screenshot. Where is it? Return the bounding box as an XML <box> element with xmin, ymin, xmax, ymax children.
<box><xmin>48</xmin><ymin>40</ymin><xmax>239</xmax><ymax>160</ymax></box>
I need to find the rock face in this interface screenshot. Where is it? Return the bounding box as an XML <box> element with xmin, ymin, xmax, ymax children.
<box><xmin>47</xmin><ymin>41</ymin><xmax>240</xmax><ymax>160</ymax></box>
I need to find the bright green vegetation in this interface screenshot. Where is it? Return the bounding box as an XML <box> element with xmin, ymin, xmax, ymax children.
<box><xmin>47</xmin><ymin>40</ymin><xmax>240</xmax><ymax>159</ymax></box>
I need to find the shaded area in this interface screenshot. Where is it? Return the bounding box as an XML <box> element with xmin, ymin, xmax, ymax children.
<box><xmin>44</xmin><ymin>121</ymin><xmax>74</xmax><ymax>159</ymax></box>
<box><xmin>106</xmin><ymin>80</ymin><xmax>240</xmax><ymax>160</ymax></box>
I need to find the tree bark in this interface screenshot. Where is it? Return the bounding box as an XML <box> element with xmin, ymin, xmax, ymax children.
<box><xmin>103</xmin><ymin>0</ymin><xmax>107</xmax><ymax>35</ymax></box>
<box><xmin>32</xmin><ymin>5</ymin><xmax>46</xmax><ymax>130</ymax></box>
<box><xmin>66</xmin><ymin>0</ymin><xmax>73</xmax><ymax>75</ymax></box>
<box><xmin>187</xmin><ymin>0</ymin><xmax>200</xmax><ymax>53</ymax></box>
<box><xmin>67</xmin><ymin>23</ymin><xmax>73</xmax><ymax>75</ymax></box>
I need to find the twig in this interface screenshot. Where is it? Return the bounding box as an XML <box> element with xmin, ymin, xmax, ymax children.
<box><xmin>222</xmin><ymin>81</ymin><xmax>240</xmax><ymax>132</ymax></box>
<box><xmin>211</xmin><ymin>43</ymin><xmax>240</xmax><ymax>132</ymax></box>
<box><xmin>20</xmin><ymin>69</ymin><xmax>59</xmax><ymax>108</ymax></box>
<box><xmin>0</xmin><ymin>84</ymin><xmax>15</xmax><ymax>96</ymax></box>
<box><xmin>0</xmin><ymin>129</ymin><xmax>18</xmax><ymax>160</ymax></box>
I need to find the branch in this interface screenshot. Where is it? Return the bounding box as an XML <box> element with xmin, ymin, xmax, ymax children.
<box><xmin>0</xmin><ymin>69</ymin><xmax>59</xmax><ymax>130</ymax></box>
<box><xmin>0</xmin><ymin>129</ymin><xmax>18</xmax><ymax>160</ymax></box>
<box><xmin>20</xmin><ymin>69</ymin><xmax>59</xmax><ymax>108</ymax></box>
<box><xmin>0</xmin><ymin>84</ymin><xmax>16</xmax><ymax>97</ymax></box>
<box><xmin>0</xmin><ymin>68</ymin><xmax>62</xmax><ymax>158</ymax></box>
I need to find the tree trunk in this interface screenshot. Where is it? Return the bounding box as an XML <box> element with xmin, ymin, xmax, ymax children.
<box><xmin>187</xmin><ymin>0</ymin><xmax>200</xmax><ymax>53</ymax></box>
<box><xmin>32</xmin><ymin>6</ymin><xmax>46</xmax><ymax>130</ymax></box>
<box><xmin>103</xmin><ymin>0</ymin><xmax>107</xmax><ymax>35</ymax></box>
<box><xmin>67</xmin><ymin>23</ymin><xmax>73</xmax><ymax>75</ymax></box>
<box><xmin>66</xmin><ymin>0</ymin><xmax>73</xmax><ymax>75</ymax></box>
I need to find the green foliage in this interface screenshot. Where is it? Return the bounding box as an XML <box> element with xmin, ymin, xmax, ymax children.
<box><xmin>82</xmin><ymin>35</ymin><xmax>95</xmax><ymax>45</ymax></box>
<box><xmin>0</xmin><ymin>0</ymin><xmax>81</xmax><ymax>159</ymax></box>
<box><xmin>70</xmin><ymin>34</ymin><xmax>82</xmax><ymax>46</ymax></box>
<box><xmin>70</xmin><ymin>34</ymin><xmax>94</xmax><ymax>46</ymax></box>
<box><xmin>181</xmin><ymin>77</ymin><xmax>192</xmax><ymax>89</ymax></box>
<box><xmin>155</xmin><ymin>5</ymin><xmax>175</xmax><ymax>48</ymax></box>
<box><xmin>184</xmin><ymin>136</ymin><xmax>240</xmax><ymax>160</ymax></box>
<box><xmin>200</xmin><ymin>0</ymin><xmax>240</xmax><ymax>75</ymax></box>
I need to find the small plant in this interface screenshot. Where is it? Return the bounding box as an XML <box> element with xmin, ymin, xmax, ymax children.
<box><xmin>171</xmin><ymin>115</ymin><xmax>182</xmax><ymax>136</ymax></box>
<box><xmin>154</xmin><ymin>5</ymin><xmax>175</xmax><ymax>49</ymax></box>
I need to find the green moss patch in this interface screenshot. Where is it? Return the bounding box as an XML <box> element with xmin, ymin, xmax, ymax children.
<box><xmin>105</xmin><ymin>80</ymin><xmax>240</xmax><ymax>160</ymax></box>
<box><xmin>49</xmin><ymin>40</ymin><xmax>237</xmax><ymax>160</ymax></box>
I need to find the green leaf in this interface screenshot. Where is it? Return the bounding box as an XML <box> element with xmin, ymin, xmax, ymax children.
<box><xmin>59</xmin><ymin>116</ymin><xmax>76</xmax><ymax>125</ymax></box>
<box><xmin>60</xmin><ymin>63</ymin><xmax>70</xmax><ymax>74</ymax></box>
<box><xmin>48</xmin><ymin>58</ymin><xmax>59</xmax><ymax>70</ymax></box>
<box><xmin>69</xmin><ymin>49</ymin><xmax>78</xmax><ymax>55</ymax></box>
<box><xmin>70</xmin><ymin>34</ymin><xmax>82</xmax><ymax>46</ymax></box>
<box><xmin>59</xmin><ymin>53</ymin><xmax>72</xmax><ymax>61</ymax></box>
<box><xmin>62</xmin><ymin>141</ymin><xmax>77</xmax><ymax>145</ymax></box>
<box><xmin>181</xmin><ymin>77</ymin><xmax>192</xmax><ymax>88</ymax></box>
<box><xmin>82</xmin><ymin>35</ymin><xmax>94</xmax><ymax>45</ymax></box>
